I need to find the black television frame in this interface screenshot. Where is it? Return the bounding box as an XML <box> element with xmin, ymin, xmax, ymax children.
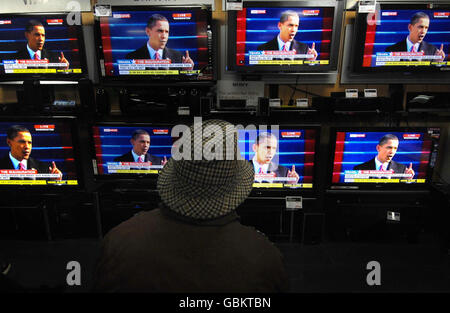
<box><xmin>327</xmin><ymin>126</ymin><xmax>439</xmax><ymax>192</ymax></box>
<box><xmin>351</xmin><ymin>2</ymin><xmax>450</xmax><ymax>75</ymax></box>
<box><xmin>238</xmin><ymin>124</ymin><xmax>321</xmax><ymax>198</ymax></box>
<box><xmin>0</xmin><ymin>115</ymin><xmax>84</xmax><ymax>191</ymax></box>
<box><xmin>93</xmin><ymin>5</ymin><xmax>215</xmax><ymax>85</ymax></box>
<box><xmin>226</xmin><ymin>0</ymin><xmax>345</xmax><ymax>74</ymax></box>
<box><xmin>0</xmin><ymin>12</ymin><xmax>89</xmax><ymax>82</ymax></box>
<box><xmin>89</xmin><ymin>121</ymin><xmax>176</xmax><ymax>185</ymax></box>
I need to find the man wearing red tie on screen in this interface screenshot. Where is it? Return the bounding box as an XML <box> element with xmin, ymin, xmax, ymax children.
<box><xmin>114</xmin><ymin>129</ymin><xmax>167</xmax><ymax>166</ymax></box>
<box><xmin>256</xmin><ymin>10</ymin><xmax>317</xmax><ymax>61</ymax></box>
<box><xmin>385</xmin><ymin>12</ymin><xmax>446</xmax><ymax>62</ymax></box>
<box><xmin>353</xmin><ymin>134</ymin><xmax>415</xmax><ymax>179</ymax></box>
<box><xmin>14</xmin><ymin>20</ymin><xmax>70</xmax><ymax>68</ymax></box>
<box><xmin>252</xmin><ymin>132</ymin><xmax>299</xmax><ymax>184</ymax></box>
<box><xmin>125</xmin><ymin>14</ymin><xmax>194</xmax><ymax>70</ymax></box>
<box><xmin>0</xmin><ymin>125</ymin><xmax>62</xmax><ymax>180</ymax></box>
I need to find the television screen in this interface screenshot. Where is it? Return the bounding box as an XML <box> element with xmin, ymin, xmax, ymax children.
<box><xmin>330</xmin><ymin>128</ymin><xmax>439</xmax><ymax>188</ymax></box>
<box><xmin>0</xmin><ymin>119</ymin><xmax>80</xmax><ymax>187</ymax></box>
<box><xmin>92</xmin><ymin>124</ymin><xmax>174</xmax><ymax>178</ymax></box>
<box><xmin>0</xmin><ymin>13</ymin><xmax>87</xmax><ymax>80</ymax></box>
<box><xmin>353</xmin><ymin>4</ymin><xmax>450</xmax><ymax>72</ymax></box>
<box><xmin>237</xmin><ymin>126</ymin><xmax>317</xmax><ymax>190</ymax></box>
<box><xmin>96</xmin><ymin>6</ymin><xmax>214</xmax><ymax>81</ymax></box>
<box><xmin>227</xmin><ymin>0</ymin><xmax>344</xmax><ymax>73</ymax></box>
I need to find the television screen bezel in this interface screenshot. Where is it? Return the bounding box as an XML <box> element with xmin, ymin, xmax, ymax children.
<box><xmin>89</xmin><ymin>121</ymin><xmax>176</xmax><ymax>184</ymax></box>
<box><xmin>93</xmin><ymin>5</ymin><xmax>215</xmax><ymax>84</ymax></box>
<box><xmin>0</xmin><ymin>116</ymin><xmax>84</xmax><ymax>191</ymax></box>
<box><xmin>328</xmin><ymin>126</ymin><xmax>438</xmax><ymax>191</ymax></box>
<box><xmin>226</xmin><ymin>0</ymin><xmax>345</xmax><ymax>74</ymax></box>
<box><xmin>351</xmin><ymin>2</ymin><xmax>450</xmax><ymax>74</ymax></box>
<box><xmin>0</xmin><ymin>12</ymin><xmax>89</xmax><ymax>82</ymax></box>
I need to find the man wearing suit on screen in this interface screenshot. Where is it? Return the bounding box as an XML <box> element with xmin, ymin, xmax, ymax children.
<box><xmin>353</xmin><ymin>134</ymin><xmax>415</xmax><ymax>178</ymax></box>
<box><xmin>256</xmin><ymin>10</ymin><xmax>317</xmax><ymax>61</ymax></box>
<box><xmin>252</xmin><ymin>132</ymin><xmax>299</xmax><ymax>184</ymax></box>
<box><xmin>114</xmin><ymin>129</ymin><xmax>167</xmax><ymax>166</ymax></box>
<box><xmin>125</xmin><ymin>14</ymin><xmax>194</xmax><ymax>70</ymax></box>
<box><xmin>0</xmin><ymin>125</ymin><xmax>62</xmax><ymax>180</ymax></box>
<box><xmin>13</xmin><ymin>20</ymin><xmax>70</xmax><ymax>68</ymax></box>
<box><xmin>385</xmin><ymin>12</ymin><xmax>446</xmax><ymax>62</ymax></box>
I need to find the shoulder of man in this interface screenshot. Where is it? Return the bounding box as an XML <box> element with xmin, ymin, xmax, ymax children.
<box><xmin>125</xmin><ymin>45</ymin><xmax>149</xmax><ymax>59</ymax></box>
<box><xmin>28</xmin><ymin>157</ymin><xmax>50</xmax><ymax>173</ymax></box>
<box><xmin>292</xmin><ymin>39</ymin><xmax>309</xmax><ymax>53</ymax></box>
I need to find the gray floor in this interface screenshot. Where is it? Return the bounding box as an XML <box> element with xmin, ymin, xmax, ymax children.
<box><xmin>1</xmin><ymin>237</ymin><xmax>449</xmax><ymax>293</ymax></box>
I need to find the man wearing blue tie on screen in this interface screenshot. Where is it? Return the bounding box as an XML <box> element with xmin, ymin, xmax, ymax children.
<box><xmin>256</xmin><ymin>10</ymin><xmax>317</xmax><ymax>61</ymax></box>
<box><xmin>353</xmin><ymin>134</ymin><xmax>415</xmax><ymax>179</ymax></box>
<box><xmin>125</xmin><ymin>14</ymin><xmax>194</xmax><ymax>70</ymax></box>
<box><xmin>385</xmin><ymin>12</ymin><xmax>446</xmax><ymax>62</ymax></box>
<box><xmin>252</xmin><ymin>132</ymin><xmax>299</xmax><ymax>184</ymax></box>
<box><xmin>114</xmin><ymin>129</ymin><xmax>167</xmax><ymax>166</ymax></box>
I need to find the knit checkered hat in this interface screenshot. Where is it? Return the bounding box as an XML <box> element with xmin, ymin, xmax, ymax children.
<box><xmin>157</xmin><ymin>119</ymin><xmax>254</xmax><ymax>220</ymax></box>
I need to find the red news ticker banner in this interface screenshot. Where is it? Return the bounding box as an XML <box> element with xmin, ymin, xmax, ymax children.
<box><xmin>34</xmin><ymin>124</ymin><xmax>55</xmax><ymax>131</ymax></box>
<box><xmin>47</xmin><ymin>19</ymin><xmax>63</xmax><ymax>25</ymax></box>
<box><xmin>0</xmin><ymin>170</ymin><xmax>37</xmax><ymax>174</ymax></box>
<box><xmin>153</xmin><ymin>129</ymin><xmax>169</xmax><ymax>135</ymax></box>
<box><xmin>434</xmin><ymin>12</ymin><xmax>450</xmax><ymax>18</ymax></box>
<box><xmin>403</xmin><ymin>133</ymin><xmax>421</xmax><ymax>140</ymax></box>
<box><xmin>281</xmin><ymin>131</ymin><xmax>301</xmax><ymax>138</ymax></box>
<box><xmin>0</xmin><ymin>20</ymin><xmax>12</xmax><ymax>25</ymax></box>
<box><xmin>172</xmin><ymin>13</ymin><xmax>192</xmax><ymax>20</ymax></box>
<box><xmin>332</xmin><ymin>132</ymin><xmax>346</xmax><ymax>183</ymax></box>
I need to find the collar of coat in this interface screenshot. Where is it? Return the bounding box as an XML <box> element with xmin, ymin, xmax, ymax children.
<box><xmin>159</xmin><ymin>202</ymin><xmax>240</xmax><ymax>226</ymax></box>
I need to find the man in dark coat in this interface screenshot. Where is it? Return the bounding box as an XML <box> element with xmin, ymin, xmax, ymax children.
<box><xmin>93</xmin><ymin>119</ymin><xmax>289</xmax><ymax>292</ymax></box>
<box><xmin>353</xmin><ymin>134</ymin><xmax>415</xmax><ymax>178</ymax></box>
<box><xmin>13</xmin><ymin>20</ymin><xmax>69</xmax><ymax>66</ymax></box>
<box><xmin>252</xmin><ymin>132</ymin><xmax>299</xmax><ymax>184</ymax></box>
<box><xmin>385</xmin><ymin>12</ymin><xmax>446</xmax><ymax>62</ymax></box>
<box><xmin>257</xmin><ymin>10</ymin><xmax>317</xmax><ymax>61</ymax></box>
<box><xmin>125</xmin><ymin>14</ymin><xmax>194</xmax><ymax>70</ymax></box>
<box><xmin>113</xmin><ymin>129</ymin><xmax>166</xmax><ymax>166</ymax></box>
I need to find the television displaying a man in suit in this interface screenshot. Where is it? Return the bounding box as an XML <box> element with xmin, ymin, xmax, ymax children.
<box><xmin>385</xmin><ymin>12</ymin><xmax>446</xmax><ymax>62</ymax></box>
<box><xmin>353</xmin><ymin>134</ymin><xmax>415</xmax><ymax>178</ymax></box>
<box><xmin>114</xmin><ymin>129</ymin><xmax>167</xmax><ymax>166</ymax></box>
<box><xmin>0</xmin><ymin>125</ymin><xmax>62</xmax><ymax>180</ymax></box>
<box><xmin>125</xmin><ymin>14</ymin><xmax>194</xmax><ymax>70</ymax></box>
<box><xmin>257</xmin><ymin>10</ymin><xmax>317</xmax><ymax>61</ymax></box>
<box><xmin>14</xmin><ymin>20</ymin><xmax>70</xmax><ymax>67</ymax></box>
<box><xmin>252</xmin><ymin>132</ymin><xmax>299</xmax><ymax>184</ymax></box>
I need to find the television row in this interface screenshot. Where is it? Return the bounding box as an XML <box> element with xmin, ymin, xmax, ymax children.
<box><xmin>0</xmin><ymin>1</ymin><xmax>450</xmax><ymax>81</ymax></box>
<box><xmin>0</xmin><ymin>117</ymin><xmax>441</xmax><ymax>194</ymax></box>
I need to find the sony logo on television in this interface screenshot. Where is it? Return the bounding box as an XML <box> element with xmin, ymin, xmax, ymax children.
<box><xmin>23</xmin><ymin>0</ymin><xmax>49</xmax><ymax>5</ymax></box>
<box><xmin>232</xmin><ymin>82</ymin><xmax>248</xmax><ymax>87</ymax></box>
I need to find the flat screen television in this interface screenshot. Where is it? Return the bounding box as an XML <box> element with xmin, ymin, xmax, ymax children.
<box><xmin>91</xmin><ymin>123</ymin><xmax>174</xmax><ymax>182</ymax></box>
<box><xmin>0</xmin><ymin>117</ymin><xmax>82</xmax><ymax>189</ymax></box>
<box><xmin>95</xmin><ymin>6</ymin><xmax>214</xmax><ymax>82</ymax></box>
<box><xmin>227</xmin><ymin>0</ymin><xmax>345</xmax><ymax>74</ymax></box>
<box><xmin>0</xmin><ymin>13</ymin><xmax>88</xmax><ymax>81</ymax></box>
<box><xmin>352</xmin><ymin>3</ymin><xmax>450</xmax><ymax>73</ymax></box>
<box><xmin>329</xmin><ymin>127</ymin><xmax>440</xmax><ymax>190</ymax></box>
<box><xmin>236</xmin><ymin>125</ymin><xmax>319</xmax><ymax>195</ymax></box>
